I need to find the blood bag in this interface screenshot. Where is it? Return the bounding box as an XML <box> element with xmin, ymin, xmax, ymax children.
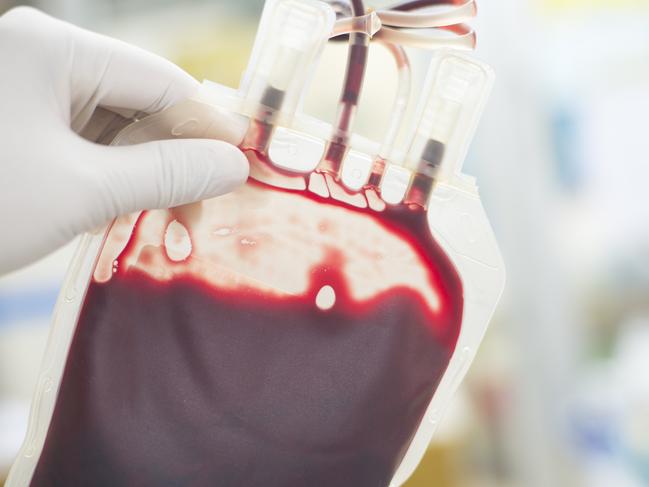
<box><xmin>7</xmin><ymin>0</ymin><xmax>504</xmax><ymax>486</ymax></box>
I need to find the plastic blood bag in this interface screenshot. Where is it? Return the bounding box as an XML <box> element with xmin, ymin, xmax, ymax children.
<box><xmin>7</xmin><ymin>1</ymin><xmax>504</xmax><ymax>486</ymax></box>
<box><xmin>29</xmin><ymin>176</ymin><xmax>464</xmax><ymax>487</ymax></box>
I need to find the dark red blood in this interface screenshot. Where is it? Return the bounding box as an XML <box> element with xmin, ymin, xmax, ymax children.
<box><xmin>31</xmin><ymin>162</ymin><xmax>463</xmax><ymax>487</ymax></box>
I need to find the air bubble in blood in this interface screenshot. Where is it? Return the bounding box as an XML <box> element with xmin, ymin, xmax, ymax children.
<box><xmin>315</xmin><ymin>285</ymin><xmax>336</xmax><ymax>310</ymax></box>
<box><xmin>164</xmin><ymin>220</ymin><xmax>192</xmax><ymax>262</ymax></box>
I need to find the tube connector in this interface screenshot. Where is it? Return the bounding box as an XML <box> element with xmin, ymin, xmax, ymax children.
<box><xmin>240</xmin><ymin>0</ymin><xmax>335</xmax><ymax>133</ymax></box>
<box><xmin>332</xmin><ymin>11</ymin><xmax>382</xmax><ymax>38</ymax></box>
<box><xmin>399</xmin><ymin>51</ymin><xmax>493</xmax><ymax>207</ymax></box>
<box><xmin>405</xmin><ymin>51</ymin><xmax>493</xmax><ymax>181</ymax></box>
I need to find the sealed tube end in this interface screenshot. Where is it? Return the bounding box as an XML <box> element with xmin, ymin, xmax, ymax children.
<box><xmin>240</xmin><ymin>0</ymin><xmax>335</xmax><ymax>144</ymax></box>
<box><xmin>403</xmin><ymin>52</ymin><xmax>494</xmax><ymax>206</ymax></box>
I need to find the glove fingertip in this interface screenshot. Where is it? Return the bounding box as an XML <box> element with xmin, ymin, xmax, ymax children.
<box><xmin>181</xmin><ymin>139</ymin><xmax>250</xmax><ymax>201</ymax></box>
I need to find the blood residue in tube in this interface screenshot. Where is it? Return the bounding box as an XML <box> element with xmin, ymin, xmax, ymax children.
<box><xmin>31</xmin><ymin>153</ymin><xmax>463</xmax><ymax>487</ymax></box>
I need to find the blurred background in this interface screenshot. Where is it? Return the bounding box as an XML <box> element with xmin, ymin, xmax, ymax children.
<box><xmin>1</xmin><ymin>0</ymin><xmax>649</xmax><ymax>485</ymax></box>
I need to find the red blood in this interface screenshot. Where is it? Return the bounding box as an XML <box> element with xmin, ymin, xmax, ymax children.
<box><xmin>30</xmin><ymin>154</ymin><xmax>463</xmax><ymax>487</ymax></box>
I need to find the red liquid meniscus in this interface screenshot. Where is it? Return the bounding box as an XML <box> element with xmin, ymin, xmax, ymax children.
<box><xmin>31</xmin><ymin>153</ymin><xmax>463</xmax><ymax>487</ymax></box>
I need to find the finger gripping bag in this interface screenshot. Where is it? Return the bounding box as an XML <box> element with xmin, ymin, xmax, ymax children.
<box><xmin>8</xmin><ymin>1</ymin><xmax>505</xmax><ymax>486</ymax></box>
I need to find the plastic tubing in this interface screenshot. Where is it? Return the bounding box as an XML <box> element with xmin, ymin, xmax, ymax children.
<box><xmin>329</xmin><ymin>14</ymin><xmax>411</xmax><ymax>161</ymax></box>
<box><xmin>323</xmin><ymin>0</ymin><xmax>477</xmax><ymax>170</ymax></box>
<box><xmin>323</xmin><ymin>0</ymin><xmax>369</xmax><ymax>170</ymax></box>
<box><xmin>332</xmin><ymin>11</ymin><xmax>381</xmax><ymax>38</ymax></box>
<box><xmin>377</xmin><ymin>0</ymin><xmax>476</xmax><ymax>28</ymax></box>
<box><xmin>374</xmin><ymin>23</ymin><xmax>475</xmax><ymax>50</ymax></box>
<box><xmin>378</xmin><ymin>41</ymin><xmax>411</xmax><ymax>159</ymax></box>
<box><xmin>389</xmin><ymin>0</ymin><xmax>467</xmax><ymax>12</ymax></box>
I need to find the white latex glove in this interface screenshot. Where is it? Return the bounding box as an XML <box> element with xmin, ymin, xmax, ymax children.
<box><xmin>0</xmin><ymin>7</ymin><xmax>249</xmax><ymax>274</ymax></box>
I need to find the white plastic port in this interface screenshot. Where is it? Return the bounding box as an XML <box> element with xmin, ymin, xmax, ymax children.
<box><xmin>380</xmin><ymin>164</ymin><xmax>412</xmax><ymax>205</ymax></box>
<box><xmin>403</xmin><ymin>51</ymin><xmax>494</xmax><ymax>182</ymax></box>
<box><xmin>340</xmin><ymin>150</ymin><xmax>373</xmax><ymax>191</ymax></box>
<box><xmin>268</xmin><ymin>127</ymin><xmax>325</xmax><ymax>172</ymax></box>
<box><xmin>240</xmin><ymin>0</ymin><xmax>335</xmax><ymax>126</ymax></box>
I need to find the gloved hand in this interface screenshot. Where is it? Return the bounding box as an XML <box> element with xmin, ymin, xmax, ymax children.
<box><xmin>0</xmin><ymin>7</ymin><xmax>249</xmax><ymax>275</ymax></box>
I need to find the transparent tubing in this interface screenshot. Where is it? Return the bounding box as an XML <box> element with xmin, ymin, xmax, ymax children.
<box><xmin>377</xmin><ymin>0</ymin><xmax>476</xmax><ymax>28</ymax></box>
<box><xmin>332</xmin><ymin>11</ymin><xmax>381</xmax><ymax>38</ymax></box>
<box><xmin>328</xmin><ymin>10</ymin><xmax>412</xmax><ymax>179</ymax></box>
<box><xmin>389</xmin><ymin>0</ymin><xmax>467</xmax><ymax>11</ymax></box>
<box><xmin>320</xmin><ymin>0</ymin><xmax>479</xmax><ymax>171</ymax></box>
<box><xmin>375</xmin><ymin>24</ymin><xmax>475</xmax><ymax>51</ymax></box>
<box><xmin>331</xmin><ymin>0</ymin><xmax>476</xmax><ymax>50</ymax></box>
<box><xmin>379</xmin><ymin>41</ymin><xmax>411</xmax><ymax>159</ymax></box>
<box><xmin>323</xmin><ymin>0</ymin><xmax>476</xmax><ymax>183</ymax></box>
<box><xmin>321</xmin><ymin>0</ymin><xmax>369</xmax><ymax>175</ymax></box>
